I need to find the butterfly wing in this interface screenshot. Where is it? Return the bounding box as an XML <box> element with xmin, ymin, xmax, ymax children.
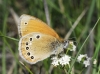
<box><xmin>18</xmin><ymin>14</ymin><xmax>60</xmax><ymax>41</ymax></box>
<box><xmin>19</xmin><ymin>32</ymin><xmax>63</xmax><ymax>64</ymax></box>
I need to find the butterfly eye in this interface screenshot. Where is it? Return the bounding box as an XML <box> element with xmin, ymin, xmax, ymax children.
<box><xmin>27</xmin><ymin>52</ymin><xmax>30</xmax><ymax>56</ymax></box>
<box><xmin>31</xmin><ymin>56</ymin><xmax>34</xmax><ymax>59</ymax></box>
<box><xmin>30</xmin><ymin>38</ymin><xmax>32</xmax><ymax>41</ymax></box>
<box><xmin>36</xmin><ymin>35</ymin><xmax>40</xmax><ymax>39</ymax></box>
<box><xmin>26</xmin><ymin>47</ymin><xmax>29</xmax><ymax>50</ymax></box>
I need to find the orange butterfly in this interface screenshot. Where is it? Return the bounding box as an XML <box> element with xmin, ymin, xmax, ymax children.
<box><xmin>18</xmin><ymin>14</ymin><xmax>68</xmax><ymax>64</ymax></box>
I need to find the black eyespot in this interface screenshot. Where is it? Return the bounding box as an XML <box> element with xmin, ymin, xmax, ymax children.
<box><xmin>26</xmin><ymin>42</ymin><xmax>28</xmax><ymax>45</ymax></box>
<box><xmin>27</xmin><ymin>52</ymin><xmax>30</xmax><ymax>56</ymax></box>
<box><xmin>30</xmin><ymin>38</ymin><xmax>32</xmax><ymax>41</ymax></box>
<box><xmin>26</xmin><ymin>47</ymin><xmax>29</xmax><ymax>50</ymax></box>
<box><xmin>25</xmin><ymin>22</ymin><xmax>27</xmax><ymax>25</ymax></box>
<box><xmin>36</xmin><ymin>35</ymin><xmax>40</xmax><ymax>39</ymax></box>
<box><xmin>31</xmin><ymin>56</ymin><xmax>34</xmax><ymax>59</ymax></box>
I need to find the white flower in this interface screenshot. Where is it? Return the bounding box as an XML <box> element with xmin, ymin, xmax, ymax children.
<box><xmin>51</xmin><ymin>54</ymin><xmax>71</xmax><ymax>66</ymax></box>
<box><xmin>59</xmin><ymin>55</ymin><xmax>71</xmax><ymax>66</ymax></box>
<box><xmin>51</xmin><ymin>56</ymin><xmax>58</xmax><ymax>60</ymax></box>
<box><xmin>51</xmin><ymin>60</ymin><xmax>59</xmax><ymax>66</ymax></box>
<box><xmin>70</xmin><ymin>44</ymin><xmax>76</xmax><ymax>51</ymax></box>
<box><xmin>51</xmin><ymin>56</ymin><xmax>59</xmax><ymax>66</ymax></box>
<box><xmin>83</xmin><ymin>58</ymin><xmax>91</xmax><ymax>67</ymax></box>
<box><xmin>77</xmin><ymin>54</ymin><xmax>87</xmax><ymax>62</ymax></box>
<box><xmin>69</xmin><ymin>41</ymin><xmax>76</xmax><ymax>51</ymax></box>
<box><xmin>93</xmin><ymin>59</ymin><xmax>97</xmax><ymax>65</ymax></box>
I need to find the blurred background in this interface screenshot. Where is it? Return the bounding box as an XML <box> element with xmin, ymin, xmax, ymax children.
<box><xmin>0</xmin><ymin>0</ymin><xmax>100</xmax><ymax>74</ymax></box>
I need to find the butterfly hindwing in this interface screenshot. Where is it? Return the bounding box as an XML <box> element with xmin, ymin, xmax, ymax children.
<box><xmin>19</xmin><ymin>32</ymin><xmax>61</xmax><ymax>64</ymax></box>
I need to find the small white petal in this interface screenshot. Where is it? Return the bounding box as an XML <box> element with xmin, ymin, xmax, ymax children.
<box><xmin>93</xmin><ymin>59</ymin><xmax>97</xmax><ymax>65</ymax></box>
<box><xmin>51</xmin><ymin>56</ymin><xmax>58</xmax><ymax>60</ymax></box>
<box><xmin>51</xmin><ymin>55</ymin><xmax>71</xmax><ymax>66</ymax></box>
<box><xmin>51</xmin><ymin>56</ymin><xmax>59</xmax><ymax>66</ymax></box>
<box><xmin>77</xmin><ymin>54</ymin><xmax>87</xmax><ymax>62</ymax></box>
<box><xmin>69</xmin><ymin>41</ymin><xmax>73</xmax><ymax>44</ymax></box>
<box><xmin>68</xmin><ymin>41</ymin><xmax>76</xmax><ymax>51</ymax></box>
<box><xmin>73</xmin><ymin>45</ymin><xmax>76</xmax><ymax>51</ymax></box>
<box><xmin>70</xmin><ymin>45</ymin><xmax>76</xmax><ymax>51</ymax></box>
<box><xmin>51</xmin><ymin>60</ymin><xmax>59</xmax><ymax>66</ymax></box>
<box><xmin>83</xmin><ymin>59</ymin><xmax>91</xmax><ymax>67</ymax></box>
<box><xmin>59</xmin><ymin>55</ymin><xmax>71</xmax><ymax>66</ymax></box>
<box><xmin>87</xmin><ymin>57</ymin><xmax>91</xmax><ymax>60</ymax></box>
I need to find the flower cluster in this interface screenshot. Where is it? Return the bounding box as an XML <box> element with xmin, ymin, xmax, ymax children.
<box><xmin>51</xmin><ymin>41</ymin><xmax>97</xmax><ymax>68</ymax></box>
<box><xmin>51</xmin><ymin>41</ymin><xmax>75</xmax><ymax>66</ymax></box>
<box><xmin>51</xmin><ymin>54</ymin><xmax>71</xmax><ymax>66</ymax></box>
<box><xmin>77</xmin><ymin>54</ymin><xmax>91</xmax><ymax>67</ymax></box>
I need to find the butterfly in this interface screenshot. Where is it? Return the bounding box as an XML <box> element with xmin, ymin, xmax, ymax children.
<box><xmin>18</xmin><ymin>14</ymin><xmax>68</xmax><ymax>64</ymax></box>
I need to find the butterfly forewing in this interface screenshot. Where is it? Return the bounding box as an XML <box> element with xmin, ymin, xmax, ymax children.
<box><xmin>18</xmin><ymin>14</ymin><xmax>60</xmax><ymax>41</ymax></box>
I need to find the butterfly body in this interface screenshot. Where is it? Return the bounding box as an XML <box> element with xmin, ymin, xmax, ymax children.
<box><xmin>18</xmin><ymin>14</ymin><xmax>67</xmax><ymax>64</ymax></box>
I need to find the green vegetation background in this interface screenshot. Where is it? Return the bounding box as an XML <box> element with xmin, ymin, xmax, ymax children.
<box><xmin>0</xmin><ymin>0</ymin><xmax>100</xmax><ymax>74</ymax></box>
